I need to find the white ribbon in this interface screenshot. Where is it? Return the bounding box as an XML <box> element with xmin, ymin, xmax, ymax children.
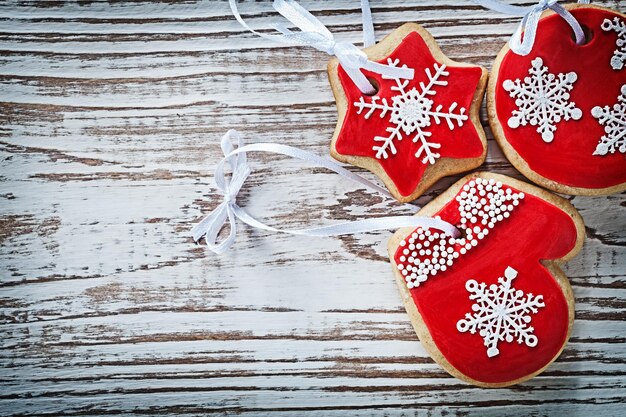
<box><xmin>229</xmin><ymin>0</ymin><xmax>413</xmax><ymax>94</ymax></box>
<box><xmin>192</xmin><ymin>130</ymin><xmax>460</xmax><ymax>254</ymax></box>
<box><xmin>361</xmin><ymin>0</ymin><xmax>375</xmax><ymax>47</ymax></box>
<box><xmin>472</xmin><ymin>0</ymin><xmax>587</xmax><ymax>56</ymax></box>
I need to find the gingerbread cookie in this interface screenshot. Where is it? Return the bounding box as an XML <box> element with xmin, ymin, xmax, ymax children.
<box><xmin>328</xmin><ymin>23</ymin><xmax>488</xmax><ymax>203</ymax></box>
<box><xmin>488</xmin><ymin>4</ymin><xmax>626</xmax><ymax>195</ymax></box>
<box><xmin>388</xmin><ymin>173</ymin><xmax>584</xmax><ymax>387</ymax></box>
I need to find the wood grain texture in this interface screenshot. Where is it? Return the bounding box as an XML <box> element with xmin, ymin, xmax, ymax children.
<box><xmin>0</xmin><ymin>0</ymin><xmax>624</xmax><ymax>415</ymax></box>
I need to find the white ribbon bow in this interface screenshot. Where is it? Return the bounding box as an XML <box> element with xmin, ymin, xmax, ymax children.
<box><xmin>473</xmin><ymin>0</ymin><xmax>588</xmax><ymax>56</ymax></box>
<box><xmin>229</xmin><ymin>0</ymin><xmax>414</xmax><ymax>94</ymax></box>
<box><xmin>192</xmin><ymin>130</ymin><xmax>460</xmax><ymax>254</ymax></box>
<box><xmin>191</xmin><ymin>131</ymin><xmax>250</xmax><ymax>254</ymax></box>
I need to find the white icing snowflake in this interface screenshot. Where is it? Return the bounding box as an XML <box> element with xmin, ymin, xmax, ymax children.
<box><xmin>457</xmin><ymin>266</ymin><xmax>545</xmax><ymax>358</ymax></box>
<box><xmin>592</xmin><ymin>84</ymin><xmax>626</xmax><ymax>156</ymax></box>
<box><xmin>354</xmin><ymin>58</ymin><xmax>468</xmax><ymax>164</ymax></box>
<box><xmin>601</xmin><ymin>17</ymin><xmax>626</xmax><ymax>70</ymax></box>
<box><xmin>503</xmin><ymin>57</ymin><xmax>582</xmax><ymax>143</ymax></box>
<box><xmin>396</xmin><ymin>178</ymin><xmax>525</xmax><ymax>289</ymax></box>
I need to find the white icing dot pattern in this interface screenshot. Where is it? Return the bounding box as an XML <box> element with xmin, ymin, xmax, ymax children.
<box><xmin>396</xmin><ymin>178</ymin><xmax>525</xmax><ymax>289</ymax></box>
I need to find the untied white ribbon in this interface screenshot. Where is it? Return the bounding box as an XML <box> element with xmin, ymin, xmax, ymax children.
<box><xmin>472</xmin><ymin>0</ymin><xmax>589</xmax><ymax>56</ymax></box>
<box><xmin>228</xmin><ymin>0</ymin><xmax>414</xmax><ymax>95</ymax></box>
<box><xmin>192</xmin><ymin>130</ymin><xmax>461</xmax><ymax>254</ymax></box>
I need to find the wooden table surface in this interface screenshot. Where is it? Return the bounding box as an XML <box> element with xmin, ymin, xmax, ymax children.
<box><xmin>1</xmin><ymin>0</ymin><xmax>625</xmax><ymax>415</ymax></box>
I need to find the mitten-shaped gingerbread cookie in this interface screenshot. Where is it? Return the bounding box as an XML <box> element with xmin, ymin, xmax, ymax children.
<box><xmin>388</xmin><ymin>173</ymin><xmax>584</xmax><ymax>387</ymax></box>
<box><xmin>488</xmin><ymin>4</ymin><xmax>626</xmax><ymax>195</ymax></box>
<box><xmin>328</xmin><ymin>23</ymin><xmax>488</xmax><ymax>202</ymax></box>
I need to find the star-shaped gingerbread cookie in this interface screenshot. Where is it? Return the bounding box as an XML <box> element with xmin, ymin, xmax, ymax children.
<box><xmin>328</xmin><ymin>23</ymin><xmax>488</xmax><ymax>202</ymax></box>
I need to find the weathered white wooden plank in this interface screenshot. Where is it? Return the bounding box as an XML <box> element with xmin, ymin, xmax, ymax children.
<box><xmin>1</xmin><ymin>0</ymin><xmax>624</xmax><ymax>415</ymax></box>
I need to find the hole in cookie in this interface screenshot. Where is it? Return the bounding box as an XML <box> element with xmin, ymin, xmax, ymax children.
<box><xmin>571</xmin><ymin>24</ymin><xmax>593</xmax><ymax>45</ymax></box>
<box><xmin>363</xmin><ymin>77</ymin><xmax>380</xmax><ymax>96</ymax></box>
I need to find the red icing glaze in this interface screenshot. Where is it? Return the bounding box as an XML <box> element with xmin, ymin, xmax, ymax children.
<box><xmin>335</xmin><ymin>31</ymin><xmax>485</xmax><ymax>197</ymax></box>
<box><xmin>494</xmin><ymin>7</ymin><xmax>626</xmax><ymax>189</ymax></box>
<box><xmin>393</xmin><ymin>179</ymin><xmax>578</xmax><ymax>384</ymax></box>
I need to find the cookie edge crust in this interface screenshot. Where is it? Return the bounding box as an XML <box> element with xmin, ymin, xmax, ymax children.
<box><xmin>387</xmin><ymin>172</ymin><xmax>585</xmax><ymax>388</ymax></box>
<box><xmin>328</xmin><ymin>22</ymin><xmax>489</xmax><ymax>203</ymax></box>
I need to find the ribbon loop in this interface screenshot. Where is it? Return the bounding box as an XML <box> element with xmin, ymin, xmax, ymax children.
<box><xmin>472</xmin><ymin>0</ymin><xmax>586</xmax><ymax>56</ymax></box>
<box><xmin>332</xmin><ymin>42</ymin><xmax>369</xmax><ymax>69</ymax></box>
<box><xmin>215</xmin><ymin>130</ymin><xmax>251</xmax><ymax>197</ymax></box>
<box><xmin>228</xmin><ymin>0</ymin><xmax>414</xmax><ymax>94</ymax></box>
<box><xmin>192</xmin><ymin>131</ymin><xmax>461</xmax><ymax>254</ymax></box>
<box><xmin>360</xmin><ymin>0</ymin><xmax>375</xmax><ymax>47</ymax></box>
<box><xmin>190</xmin><ymin>130</ymin><xmax>250</xmax><ymax>253</ymax></box>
